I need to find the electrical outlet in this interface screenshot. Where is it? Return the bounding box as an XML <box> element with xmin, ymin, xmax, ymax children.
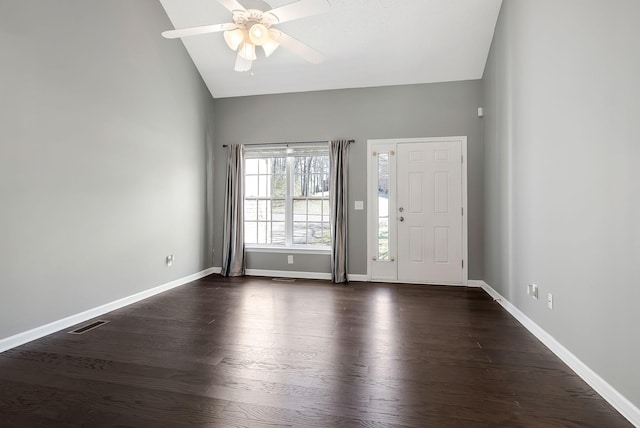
<box><xmin>548</xmin><ymin>293</ymin><xmax>553</xmax><ymax>309</ymax></box>
<box><xmin>166</xmin><ymin>254</ymin><xmax>174</xmax><ymax>267</ymax></box>
<box><xmin>287</xmin><ymin>255</ymin><xmax>294</xmax><ymax>264</ymax></box>
<box><xmin>527</xmin><ymin>284</ymin><xmax>538</xmax><ymax>300</ymax></box>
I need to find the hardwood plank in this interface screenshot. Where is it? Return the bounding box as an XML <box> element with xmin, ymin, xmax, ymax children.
<box><xmin>0</xmin><ymin>276</ymin><xmax>632</xmax><ymax>427</ymax></box>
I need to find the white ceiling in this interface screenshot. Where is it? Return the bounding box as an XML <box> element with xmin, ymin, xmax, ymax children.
<box><xmin>158</xmin><ymin>0</ymin><xmax>503</xmax><ymax>98</ymax></box>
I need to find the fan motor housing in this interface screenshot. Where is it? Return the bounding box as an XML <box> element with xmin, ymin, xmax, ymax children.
<box><xmin>233</xmin><ymin>8</ymin><xmax>278</xmax><ymax>28</ymax></box>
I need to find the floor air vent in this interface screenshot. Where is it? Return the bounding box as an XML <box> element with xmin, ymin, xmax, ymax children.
<box><xmin>272</xmin><ymin>278</ymin><xmax>296</xmax><ymax>282</ymax></box>
<box><xmin>68</xmin><ymin>320</ymin><xmax>109</xmax><ymax>334</ymax></box>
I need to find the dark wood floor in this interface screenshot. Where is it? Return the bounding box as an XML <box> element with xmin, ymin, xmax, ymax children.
<box><xmin>0</xmin><ymin>275</ymin><xmax>631</xmax><ymax>427</ymax></box>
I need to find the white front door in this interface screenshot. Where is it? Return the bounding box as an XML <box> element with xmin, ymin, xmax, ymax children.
<box><xmin>368</xmin><ymin>137</ymin><xmax>467</xmax><ymax>285</ymax></box>
<box><xmin>397</xmin><ymin>142</ymin><xmax>463</xmax><ymax>284</ymax></box>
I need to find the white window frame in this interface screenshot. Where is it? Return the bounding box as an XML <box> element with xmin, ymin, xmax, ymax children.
<box><xmin>244</xmin><ymin>144</ymin><xmax>331</xmax><ymax>253</ymax></box>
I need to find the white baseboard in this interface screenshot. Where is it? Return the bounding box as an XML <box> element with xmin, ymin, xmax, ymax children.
<box><xmin>0</xmin><ymin>267</ymin><xmax>218</xmax><ymax>354</ymax></box>
<box><xmin>245</xmin><ymin>269</ymin><xmax>331</xmax><ymax>280</ymax></box>
<box><xmin>467</xmin><ymin>279</ymin><xmax>485</xmax><ymax>288</ymax></box>
<box><xmin>479</xmin><ymin>280</ymin><xmax>640</xmax><ymax>427</ymax></box>
<box><xmin>215</xmin><ymin>267</ymin><xmax>368</xmax><ymax>283</ymax></box>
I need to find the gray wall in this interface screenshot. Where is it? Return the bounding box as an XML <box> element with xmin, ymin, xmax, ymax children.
<box><xmin>484</xmin><ymin>0</ymin><xmax>640</xmax><ymax>407</ymax></box>
<box><xmin>0</xmin><ymin>0</ymin><xmax>214</xmax><ymax>339</ymax></box>
<box><xmin>213</xmin><ymin>81</ymin><xmax>484</xmax><ymax>278</ymax></box>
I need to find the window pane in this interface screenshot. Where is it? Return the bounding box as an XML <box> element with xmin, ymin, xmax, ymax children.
<box><xmin>293</xmin><ymin>173</ymin><xmax>306</xmax><ymax>197</ymax></box>
<box><xmin>257</xmin><ymin>200</ymin><xmax>271</xmax><ymax>221</ymax></box>
<box><xmin>245</xmin><ymin>200</ymin><xmax>257</xmax><ymax>221</ymax></box>
<box><xmin>258</xmin><ymin>158</ymin><xmax>268</xmax><ymax>174</ymax></box>
<box><xmin>271</xmin><ymin>222</ymin><xmax>285</xmax><ymax>245</ymax></box>
<box><xmin>245</xmin><ymin>159</ymin><xmax>259</xmax><ymax>174</ymax></box>
<box><xmin>265</xmin><ymin>222</ymin><xmax>272</xmax><ymax>244</ymax></box>
<box><xmin>258</xmin><ymin>175</ymin><xmax>268</xmax><ymax>197</ymax></box>
<box><xmin>322</xmin><ymin>200</ymin><xmax>330</xmax><ymax>217</ymax></box>
<box><xmin>378</xmin><ymin>238</ymin><xmax>389</xmax><ymax>260</ymax></box>
<box><xmin>245</xmin><ymin>176</ymin><xmax>258</xmax><ymax>198</ymax></box>
<box><xmin>321</xmin><ymin>173</ymin><xmax>330</xmax><ymax>197</ymax></box>
<box><xmin>272</xmin><ymin>199</ymin><xmax>285</xmax><ymax>221</ymax></box>
<box><xmin>293</xmin><ymin>199</ymin><xmax>307</xmax><ymax>222</ymax></box>
<box><xmin>266</xmin><ymin>200</ymin><xmax>272</xmax><ymax>221</ymax></box>
<box><xmin>377</xmin><ymin>153</ymin><xmax>390</xmax><ymax>260</ymax></box>
<box><xmin>378</xmin><ymin>153</ymin><xmax>389</xmax><ymax>196</ymax></box>
<box><xmin>257</xmin><ymin>222</ymin><xmax>267</xmax><ymax>244</ymax></box>
<box><xmin>271</xmin><ymin>174</ymin><xmax>286</xmax><ymax>197</ymax></box>
<box><xmin>378</xmin><ymin>218</ymin><xmax>389</xmax><ymax>261</ymax></box>
<box><xmin>245</xmin><ymin>222</ymin><xmax>257</xmax><ymax>244</ymax></box>
<box><xmin>309</xmin><ymin>174</ymin><xmax>325</xmax><ymax>196</ymax></box>
<box><xmin>293</xmin><ymin>155</ymin><xmax>329</xmax><ymax>197</ymax></box>
<box><xmin>322</xmin><ymin>224</ymin><xmax>331</xmax><ymax>245</ymax></box>
<box><xmin>308</xmin><ymin>200</ymin><xmax>322</xmax><ymax>222</ymax></box>
<box><xmin>293</xmin><ymin>222</ymin><xmax>307</xmax><ymax>245</ymax></box>
<box><xmin>307</xmin><ymin>222</ymin><xmax>323</xmax><ymax>245</ymax></box>
<box><xmin>378</xmin><ymin>195</ymin><xmax>389</xmax><ymax>217</ymax></box>
<box><xmin>272</xmin><ymin>157</ymin><xmax>286</xmax><ymax>174</ymax></box>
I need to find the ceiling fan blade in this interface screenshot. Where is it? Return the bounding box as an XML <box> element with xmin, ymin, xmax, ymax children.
<box><xmin>274</xmin><ymin>31</ymin><xmax>325</xmax><ymax>64</ymax></box>
<box><xmin>265</xmin><ymin>0</ymin><xmax>330</xmax><ymax>24</ymax></box>
<box><xmin>215</xmin><ymin>0</ymin><xmax>247</xmax><ymax>13</ymax></box>
<box><xmin>162</xmin><ymin>23</ymin><xmax>238</xmax><ymax>39</ymax></box>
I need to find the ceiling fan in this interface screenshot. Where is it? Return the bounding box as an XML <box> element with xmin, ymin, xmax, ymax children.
<box><xmin>162</xmin><ymin>0</ymin><xmax>329</xmax><ymax>72</ymax></box>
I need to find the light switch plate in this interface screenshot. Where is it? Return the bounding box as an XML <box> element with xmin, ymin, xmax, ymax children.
<box><xmin>354</xmin><ymin>201</ymin><xmax>364</xmax><ymax>210</ymax></box>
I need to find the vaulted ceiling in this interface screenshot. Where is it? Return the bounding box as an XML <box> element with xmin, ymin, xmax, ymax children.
<box><xmin>159</xmin><ymin>0</ymin><xmax>503</xmax><ymax>98</ymax></box>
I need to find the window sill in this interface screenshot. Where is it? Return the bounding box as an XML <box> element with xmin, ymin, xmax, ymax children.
<box><xmin>245</xmin><ymin>246</ymin><xmax>331</xmax><ymax>255</ymax></box>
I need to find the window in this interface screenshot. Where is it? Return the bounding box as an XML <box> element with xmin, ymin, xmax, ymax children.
<box><xmin>377</xmin><ymin>152</ymin><xmax>390</xmax><ymax>261</ymax></box>
<box><xmin>244</xmin><ymin>144</ymin><xmax>330</xmax><ymax>249</ymax></box>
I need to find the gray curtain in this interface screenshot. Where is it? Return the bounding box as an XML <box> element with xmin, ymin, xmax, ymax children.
<box><xmin>329</xmin><ymin>139</ymin><xmax>350</xmax><ymax>283</ymax></box>
<box><xmin>205</xmin><ymin>119</ymin><xmax>215</xmax><ymax>268</ymax></box>
<box><xmin>221</xmin><ymin>144</ymin><xmax>245</xmax><ymax>276</ymax></box>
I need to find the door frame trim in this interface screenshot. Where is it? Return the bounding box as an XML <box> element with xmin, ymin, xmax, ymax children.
<box><xmin>366</xmin><ymin>136</ymin><xmax>468</xmax><ymax>285</ymax></box>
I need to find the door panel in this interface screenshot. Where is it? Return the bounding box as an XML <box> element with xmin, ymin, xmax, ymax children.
<box><xmin>434</xmin><ymin>227</ymin><xmax>449</xmax><ymax>263</ymax></box>
<box><xmin>409</xmin><ymin>172</ymin><xmax>423</xmax><ymax>213</ymax></box>
<box><xmin>397</xmin><ymin>142</ymin><xmax>462</xmax><ymax>284</ymax></box>
<box><xmin>434</xmin><ymin>172</ymin><xmax>449</xmax><ymax>213</ymax></box>
<box><xmin>409</xmin><ymin>226</ymin><xmax>425</xmax><ymax>262</ymax></box>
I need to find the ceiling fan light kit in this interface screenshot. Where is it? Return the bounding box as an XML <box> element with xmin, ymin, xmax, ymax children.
<box><xmin>238</xmin><ymin>40</ymin><xmax>257</xmax><ymax>61</ymax></box>
<box><xmin>248</xmin><ymin>23</ymin><xmax>269</xmax><ymax>45</ymax></box>
<box><xmin>161</xmin><ymin>0</ymin><xmax>328</xmax><ymax>73</ymax></box>
<box><xmin>235</xmin><ymin>54</ymin><xmax>253</xmax><ymax>72</ymax></box>
<box><xmin>223</xmin><ymin>28</ymin><xmax>245</xmax><ymax>50</ymax></box>
<box><xmin>262</xmin><ymin>30</ymin><xmax>281</xmax><ymax>57</ymax></box>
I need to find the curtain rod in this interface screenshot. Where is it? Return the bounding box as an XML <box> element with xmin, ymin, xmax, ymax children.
<box><xmin>223</xmin><ymin>139</ymin><xmax>355</xmax><ymax>148</ymax></box>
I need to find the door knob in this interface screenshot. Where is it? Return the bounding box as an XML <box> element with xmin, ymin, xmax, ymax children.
<box><xmin>399</xmin><ymin>207</ymin><xmax>404</xmax><ymax>212</ymax></box>
<box><xmin>399</xmin><ymin>216</ymin><xmax>405</xmax><ymax>222</ymax></box>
